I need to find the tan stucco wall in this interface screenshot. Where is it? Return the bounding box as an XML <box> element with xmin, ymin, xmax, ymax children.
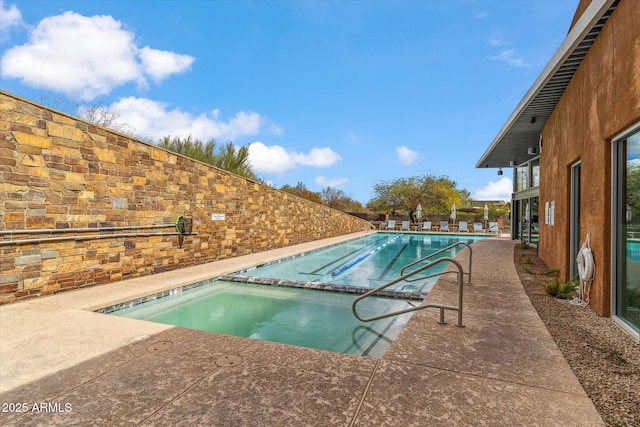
<box><xmin>539</xmin><ymin>0</ymin><xmax>640</xmax><ymax>316</ymax></box>
<box><xmin>0</xmin><ymin>91</ymin><xmax>372</xmax><ymax>303</ymax></box>
<box><xmin>568</xmin><ymin>0</ymin><xmax>593</xmax><ymax>33</ymax></box>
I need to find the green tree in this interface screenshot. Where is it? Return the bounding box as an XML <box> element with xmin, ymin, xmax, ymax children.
<box><xmin>367</xmin><ymin>173</ymin><xmax>466</xmax><ymax>219</ymax></box>
<box><xmin>628</xmin><ymin>162</ymin><xmax>640</xmax><ymax>216</ymax></box>
<box><xmin>321</xmin><ymin>187</ymin><xmax>365</xmax><ymax>212</ymax></box>
<box><xmin>280</xmin><ymin>182</ymin><xmax>323</xmax><ymax>204</ymax></box>
<box><xmin>158</xmin><ymin>135</ymin><xmax>258</xmax><ymax>180</ymax></box>
<box><xmin>215</xmin><ymin>142</ymin><xmax>257</xmax><ymax>180</ymax></box>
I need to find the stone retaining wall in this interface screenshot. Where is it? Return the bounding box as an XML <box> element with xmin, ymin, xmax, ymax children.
<box><xmin>0</xmin><ymin>91</ymin><xmax>372</xmax><ymax>303</ymax></box>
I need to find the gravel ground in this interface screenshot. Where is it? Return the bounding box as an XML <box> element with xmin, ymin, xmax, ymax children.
<box><xmin>514</xmin><ymin>244</ymin><xmax>640</xmax><ymax>427</ymax></box>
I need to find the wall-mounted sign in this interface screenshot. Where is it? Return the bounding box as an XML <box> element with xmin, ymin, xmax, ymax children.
<box><xmin>544</xmin><ymin>201</ymin><xmax>555</xmax><ymax>226</ymax></box>
<box><xmin>545</xmin><ymin>202</ymin><xmax>549</xmax><ymax>225</ymax></box>
<box><xmin>211</xmin><ymin>213</ymin><xmax>225</xmax><ymax>221</ymax></box>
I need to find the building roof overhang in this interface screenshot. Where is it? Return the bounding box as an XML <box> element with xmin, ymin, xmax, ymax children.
<box><xmin>476</xmin><ymin>0</ymin><xmax>619</xmax><ymax>169</ymax></box>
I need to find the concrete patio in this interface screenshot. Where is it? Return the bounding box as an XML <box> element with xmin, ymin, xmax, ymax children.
<box><xmin>0</xmin><ymin>233</ymin><xmax>603</xmax><ymax>426</ymax></box>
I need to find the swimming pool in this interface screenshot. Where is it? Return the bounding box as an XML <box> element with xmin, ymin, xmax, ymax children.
<box><xmin>107</xmin><ymin>232</ymin><xmax>486</xmax><ymax>357</ymax></box>
<box><xmin>235</xmin><ymin>232</ymin><xmax>487</xmax><ymax>293</ymax></box>
<box><xmin>109</xmin><ymin>280</ymin><xmax>415</xmax><ymax>358</ymax></box>
<box><xmin>628</xmin><ymin>240</ymin><xmax>640</xmax><ymax>262</ymax></box>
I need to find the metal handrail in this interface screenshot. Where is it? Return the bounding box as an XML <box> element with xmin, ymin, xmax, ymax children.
<box><xmin>0</xmin><ymin>232</ymin><xmax>197</xmax><ymax>246</ymax></box>
<box><xmin>0</xmin><ymin>224</ymin><xmax>175</xmax><ymax>235</ymax></box>
<box><xmin>352</xmin><ymin>257</ymin><xmax>465</xmax><ymax>327</ymax></box>
<box><xmin>400</xmin><ymin>241</ymin><xmax>472</xmax><ymax>284</ymax></box>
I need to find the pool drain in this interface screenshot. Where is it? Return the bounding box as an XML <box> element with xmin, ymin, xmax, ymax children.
<box><xmin>147</xmin><ymin>341</ymin><xmax>174</xmax><ymax>352</ymax></box>
<box><xmin>215</xmin><ymin>354</ymin><xmax>242</xmax><ymax>367</ymax></box>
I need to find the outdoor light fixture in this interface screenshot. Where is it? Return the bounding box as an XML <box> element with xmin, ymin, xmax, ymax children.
<box><xmin>509</xmin><ymin>160</ymin><xmax>517</xmax><ymax>167</ymax></box>
<box><xmin>497</xmin><ymin>168</ymin><xmax>503</xmax><ymax>176</ymax></box>
<box><xmin>530</xmin><ymin>116</ymin><xmax>537</xmax><ymax>124</ymax></box>
<box><xmin>528</xmin><ymin>147</ymin><xmax>538</xmax><ymax>155</ymax></box>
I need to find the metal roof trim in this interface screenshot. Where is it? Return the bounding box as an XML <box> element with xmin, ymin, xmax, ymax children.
<box><xmin>476</xmin><ymin>0</ymin><xmax>618</xmax><ymax>168</ymax></box>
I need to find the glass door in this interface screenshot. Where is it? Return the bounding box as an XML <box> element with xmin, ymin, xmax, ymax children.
<box><xmin>615</xmin><ymin>128</ymin><xmax>640</xmax><ymax>332</ymax></box>
<box><xmin>570</xmin><ymin>162</ymin><xmax>581</xmax><ymax>279</ymax></box>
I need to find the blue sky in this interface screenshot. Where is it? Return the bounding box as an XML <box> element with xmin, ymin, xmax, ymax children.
<box><xmin>0</xmin><ymin>0</ymin><xmax>579</xmax><ymax>204</ymax></box>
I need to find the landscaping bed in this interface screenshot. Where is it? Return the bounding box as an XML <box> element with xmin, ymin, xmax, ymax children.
<box><xmin>514</xmin><ymin>244</ymin><xmax>640</xmax><ymax>427</ymax></box>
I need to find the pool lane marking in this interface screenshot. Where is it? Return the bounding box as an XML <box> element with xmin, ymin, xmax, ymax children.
<box><xmin>376</xmin><ymin>236</ymin><xmax>413</xmax><ymax>281</ymax></box>
<box><xmin>330</xmin><ymin>234</ymin><xmax>402</xmax><ymax>278</ymax></box>
<box><xmin>361</xmin><ymin>316</ymin><xmax>400</xmax><ymax>357</ymax></box>
<box><xmin>299</xmin><ymin>236</ymin><xmax>391</xmax><ymax>276</ymax></box>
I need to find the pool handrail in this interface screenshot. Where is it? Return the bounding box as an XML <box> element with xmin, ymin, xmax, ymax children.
<box><xmin>352</xmin><ymin>257</ymin><xmax>465</xmax><ymax>327</ymax></box>
<box><xmin>399</xmin><ymin>241</ymin><xmax>472</xmax><ymax>284</ymax></box>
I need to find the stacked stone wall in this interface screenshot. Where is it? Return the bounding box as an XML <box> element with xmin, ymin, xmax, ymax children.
<box><xmin>0</xmin><ymin>91</ymin><xmax>372</xmax><ymax>302</ymax></box>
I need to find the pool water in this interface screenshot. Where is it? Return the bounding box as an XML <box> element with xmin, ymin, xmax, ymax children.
<box><xmin>112</xmin><ymin>281</ymin><xmax>415</xmax><ymax>358</ymax></box>
<box><xmin>628</xmin><ymin>240</ymin><xmax>640</xmax><ymax>262</ymax></box>
<box><xmin>109</xmin><ymin>232</ymin><xmax>487</xmax><ymax>357</ymax></box>
<box><xmin>240</xmin><ymin>232</ymin><xmax>487</xmax><ymax>292</ymax></box>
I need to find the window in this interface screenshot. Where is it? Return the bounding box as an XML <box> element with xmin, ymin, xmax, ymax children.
<box><xmin>614</xmin><ymin>125</ymin><xmax>640</xmax><ymax>333</ymax></box>
<box><xmin>516</xmin><ymin>165</ymin><xmax>528</xmax><ymax>192</ymax></box>
<box><xmin>531</xmin><ymin>157</ymin><xmax>540</xmax><ymax>188</ymax></box>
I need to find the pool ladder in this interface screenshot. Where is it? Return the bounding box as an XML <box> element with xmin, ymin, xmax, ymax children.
<box><xmin>352</xmin><ymin>242</ymin><xmax>473</xmax><ymax>327</ymax></box>
<box><xmin>400</xmin><ymin>241</ymin><xmax>472</xmax><ymax>285</ymax></box>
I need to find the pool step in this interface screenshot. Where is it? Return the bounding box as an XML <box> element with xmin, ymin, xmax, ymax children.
<box><xmin>218</xmin><ymin>274</ymin><xmax>425</xmax><ymax>301</ymax></box>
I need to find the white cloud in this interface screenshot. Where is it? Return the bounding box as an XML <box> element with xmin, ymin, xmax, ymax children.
<box><xmin>0</xmin><ymin>1</ymin><xmax>26</xmax><ymax>42</ymax></box>
<box><xmin>267</xmin><ymin>124</ymin><xmax>284</xmax><ymax>136</ymax></box>
<box><xmin>138</xmin><ymin>46</ymin><xmax>194</xmax><ymax>83</ymax></box>
<box><xmin>490</xmin><ymin>49</ymin><xmax>528</xmax><ymax>67</ymax></box>
<box><xmin>396</xmin><ymin>146</ymin><xmax>418</xmax><ymax>166</ymax></box>
<box><xmin>248</xmin><ymin>143</ymin><xmax>294</xmax><ymax>174</ymax></box>
<box><xmin>474</xmin><ymin>177</ymin><xmax>513</xmax><ymax>202</ymax></box>
<box><xmin>248</xmin><ymin>142</ymin><xmax>341</xmax><ymax>175</ymax></box>
<box><xmin>315</xmin><ymin>176</ymin><xmax>350</xmax><ymax>188</ymax></box>
<box><xmin>0</xmin><ymin>11</ymin><xmax>194</xmax><ymax>100</ymax></box>
<box><xmin>628</xmin><ymin>134</ymin><xmax>640</xmax><ymax>156</ymax></box>
<box><xmin>296</xmin><ymin>147</ymin><xmax>341</xmax><ymax>167</ymax></box>
<box><xmin>107</xmin><ymin>97</ymin><xmax>266</xmax><ymax>141</ymax></box>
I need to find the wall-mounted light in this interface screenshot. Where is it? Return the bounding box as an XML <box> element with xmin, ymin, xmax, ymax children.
<box><xmin>497</xmin><ymin>168</ymin><xmax>503</xmax><ymax>176</ymax></box>
<box><xmin>530</xmin><ymin>116</ymin><xmax>537</xmax><ymax>124</ymax></box>
<box><xmin>527</xmin><ymin>147</ymin><xmax>538</xmax><ymax>155</ymax></box>
<box><xmin>509</xmin><ymin>160</ymin><xmax>517</xmax><ymax>167</ymax></box>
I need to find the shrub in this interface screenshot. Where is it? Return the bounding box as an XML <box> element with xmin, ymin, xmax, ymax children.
<box><xmin>543</xmin><ymin>276</ymin><xmax>579</xmax><ymax>299</ymax></box>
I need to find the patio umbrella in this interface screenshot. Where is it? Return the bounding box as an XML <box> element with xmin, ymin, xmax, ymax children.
<box><xmin>416</xmin><ymin>203</ymin><xmax>423</xmax><ymax>221</ymax></box>
<box><xmin>450</xmin><ymin>204</ymin><xmax>456</xmax><ymax>224</ymax></box>
<box><xmin>484</xmin><ymin>203</ymin><xmax>489</xmax><ymax>229</ymax></box>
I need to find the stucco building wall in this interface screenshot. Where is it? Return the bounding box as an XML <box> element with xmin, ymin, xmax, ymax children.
<box><xmin>539</xmin><ymin>0</ymin><xmax>640</xmax><ymax>316</ymax></box>
<box><xmin>0</xmin><ymin>92</ymin><xmax>372</xmax><ymax>303</ymax></box>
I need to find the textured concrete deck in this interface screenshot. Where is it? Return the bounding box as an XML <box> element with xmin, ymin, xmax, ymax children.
<box><xmin>0</xmin><ymin>232</ymin><xmax>603</xmax><ymax>426</ymax></box>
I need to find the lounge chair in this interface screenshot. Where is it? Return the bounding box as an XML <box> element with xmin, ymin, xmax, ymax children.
<box><xmin>385</xmin><ymin>220</ymin><xmax>396</xmax><ymax>230</ymax></box>
<box><xmin>420</xmin><ymin>221</ymin><xmax>432</xmax><ymax>232</ymax></box>
<box><xmin>458</xmin><ymin>221</ymin><xmax>469</xmax><ymax>232</ymax></box>
<box><xmin>399</xmin><ymin>220</ymin><xmax>410</xmax><ymax>231</ymax></box>
<box><xmin>440</xmin><ymin>221</ymin><xmax>450</xmax><ymax>232</ymax></box>
<box><xmin>488</xmin><ymin>222</ymin><xmax>500</xmax><ymax>234</ymax></box>
<box><xmin>473</xmin><ymin>223</ymin><xmax>484</xmax><ymax>233</ymax></box>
